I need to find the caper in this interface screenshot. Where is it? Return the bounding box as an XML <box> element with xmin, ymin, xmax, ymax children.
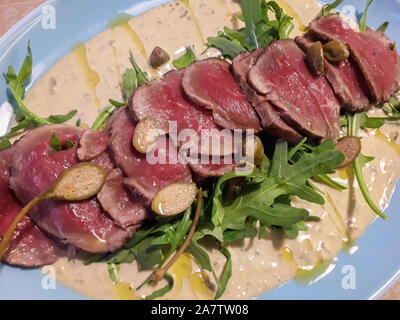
<box><xmin>132</xmin><ymin>116</ymin><xmax>159</xmax><ymax>154</ymax></box>
<box><xmin>323</xmin><ymin>40</ymin><xmax>350</xmax><ymax>62</ymax></box>
<box><xmin>334</xmin><ymin>136</ymin><xmax>361</xmax><ymax>168</ymax></box>
<box><xmin>0</xmin><ymin>162</ymin><xmax>106</xmax><ymax>258</ymax></box>
<box><xmin>150</xmin><ymin>46</ymin><xmax>170</xmax><ymax>68</ymax></box>
<box><xmin>47</xmin><ymin>162</ymin><xmax>107</xmax><ymax>201</ymax></box>
<box><xmin>151</xmin><ymin>182</ymin><xmax>197</xmax><ymax>216</ymax></box>
<box><xmin>242</xmin><ymin>135</ymin><xmax>265</xmax><ymax>166</ymax></box>
<box><xmin>306</xmin><ymin>41</ymin><xmax>325</xmax><ymax>76</ymax></box>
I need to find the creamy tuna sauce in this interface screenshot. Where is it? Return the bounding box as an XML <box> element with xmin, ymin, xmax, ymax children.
<box><xmin>22</xmin><ymin>0</ymin><xmax>400</xmax><ymax>299</ymax></box>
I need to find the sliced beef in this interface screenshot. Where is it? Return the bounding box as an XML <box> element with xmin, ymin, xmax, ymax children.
<box><xmin>182</xmin><ymin>58</ymin><xmax>261</xmax><ymax>132</ymax></box>
<box><xmin>308</xmin><ymin>15</ymin><xmax>400</xmax><ymax>103</ymax></box>
<box><xmin>0</xmin><ymin>147</ymin><xmax>62</xmax><ymax>267</ymax></box>
<box><xmin>248</xmin><ymin>39</ymin><xmax>340</xmax><ymax>141</ymax></box>
<box><xmin>91</xmin><ymin>151</ymin><xmax>114</xmax><ymax>174</ymax></box>
<box><xmin>232</xmin><ymin>50</ymin><xmax>303</xmax><ymax>143</ymax></box>
<box><xmin>295</xmin><ymin>35</ymin><xmax>370</xmax><ymax>112</ymax></box>
<box><xmin>97</xmin><ymin>169</ymin><xmax>149</xmax><ymax>230</ymax></box>
<box><xmin>130</xmin><ymin>69</ymin><xmax>235</xmax><ymax>156</ymax></box>
<box><xmin>77</xmin><ymin>129</ymin><xmax>108</xmax><ymax>161</ymax></box>
<box><xmin>10</xmin><ymin>125</ymin><xmax>130</xmax><ymax>253</ymax></box>
<box><xmin>190</xmin><ymin>162</ymin><xmax>235</xmax><ymax>177</ymax></box>
<box><xmin>108</xmin><ymin>108</ymin><xmax>192</xmax><ymax>203</ymax></box>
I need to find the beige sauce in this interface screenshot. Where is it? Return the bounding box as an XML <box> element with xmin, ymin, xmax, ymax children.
<box><xmin>21</xmin><ymin>0</ymin><xmax>400</xmax><ymax>299</ymax></box>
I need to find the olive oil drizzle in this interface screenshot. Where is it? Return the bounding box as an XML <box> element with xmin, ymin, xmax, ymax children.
<box><xmin>179</xmin><ymin>0</ymin><xmax>206</xmax><ymax>46</ymax></box>
<box><xmin>324</xmin><ymin>190</ymin><xmax>349</xmax><ymax>239</ymax></box>
<box><xmin>108</xmin><ymin>13</ymin><xmax>147</xmax><ymax>59</ymax></box>
<box><xmin>73</xmin><ymin>44</ymin><xmax>101</xmax><ymax>108</ymax></box>
<box><xmin>374</xmin><ymin>129</ymin><xmax>400</xmax><ymax>156</ymax></box>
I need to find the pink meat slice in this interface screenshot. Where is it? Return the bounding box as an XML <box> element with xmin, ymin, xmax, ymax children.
<box><xmin>97</xmin><ymin>168</ymin><xmax>150</xmax><ymax>229</ymax></box>
<box><xmin>0</xmin><ymin>147</ymin><xmax>62</xmax><ymax>267</ymax></box>
<box><xmin>77</xmin><ymin>129</ymin><xmax>108</xmax><ymax>161</ymax></box>
<box><xmin>130</xmin><ymin>69</ymin><xmax>235</xmax><ymax>156</ymax></box>
<box><xmin>108</xmin><ymin>108</ymin><xmax>192</xmax><ymax>203</ymax></box>
<box><xmin>10</xmin><ymin>125</ymin><xmax>130</xmax><ymax>253</ymax></box>
<box><xmin>309</xmin><ymin>15</ymin><xmax>400</xmax><ymax>103</ymax></box>
<box><xmin>295</xmin><ymin>35</ymin><xmax>370</xmax><ymax>112</ymax></box>
<box><xmin>182</xmin><ymin>58</ymin><xmax>261</xmax><ymax>132</ymax></box>
<box><xmin>248</xmin><ymin>39</ymin><xmax>340</xmax><ymax>141</ymax></box>
<box><xmin>232</xmin><ymin>49</ymin><xmax>303</xmax><ymax>143</ymax></box>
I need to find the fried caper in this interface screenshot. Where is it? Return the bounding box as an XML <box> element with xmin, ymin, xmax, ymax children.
<box><xmin>334</xmin><ymin>136</ymin><xmax>361</xmax><ymax>168</ymax></box>
<box><xmin>132</xmin><ymin>116</ymin><xmax>160</xmax><ymax>154</ymax></box>
<box><xmin>150</xmin><ymin>46</ymin><xmax>170</xmax><ymax>68</ymax></box>
<box><xmin>242</xmin><ymin>135</ymin><xmax>265</xmax><ymax>167</ymax></box>
<box><xmin>306</xmin><ymin>41</ymin><xmax>325</xmax><ymax>76</ymax></box>
<box><xmin>0</xmin><ymin>162</ymin><xmax>106</xmax><ymax>258</ymax></box>
<box><xmin>323</xmin><ymin>40</ymin><xmax>350</xmax><ymax>62</ymax></box>
<box><xmin>151</xmin><ymin>182</ymin><xmax>197</xmax><ymax>216</ymax></box>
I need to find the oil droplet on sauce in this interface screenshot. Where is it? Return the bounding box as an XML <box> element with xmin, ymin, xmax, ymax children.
<box><xmin>190</xmin><ymin>271</ymin><xmax>214</xmax><ymax>299</ymax></box>
<box><xmin>294</xmin><ymin>260</ymin><xmax>334</xmax><ymax>285</ymax></box>
<box><xmin>374</xmin><ymin>130</ymin><xmax>400</xmax><ymax>156</ymax></box>
<box><xmin>170</xmin><ymin>253</ymin><xmax>193</xmax><ymax>297</ymax></box>
<box><xmin>276</xmin><ymin>0</ymin><xmax>306</xmax><ymax>31</ymax></box>
<box><xmin>281</xmin><ymin>246</ymin><xmax>297</xmax><ymax>265</ymax></box>
<box><xmin>73</xmin><ymin>43</ymin><xmax>101</xmax><ymax>108</ymax></box>
<box><xmin>113</xmin><ymin>281</ymin><xmax>141</xmax><ymax>300</ymax></box>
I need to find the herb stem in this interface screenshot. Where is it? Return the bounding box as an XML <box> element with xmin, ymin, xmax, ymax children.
<box><xmin>349</xmin><ymin>113</ymin><xmax>388</xmax><ymax>219</ymax></box>
<box><xmin>91</xmin><ymin>106</ymin><xmax>116</xmax><ymax>131</ymax></box>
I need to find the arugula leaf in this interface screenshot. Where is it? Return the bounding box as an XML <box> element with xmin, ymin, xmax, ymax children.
<box><xmin>241</xmin><ymin>0</ymin><xmax>263</xmax><ymax>49</ymax></box>
<box><xmin>129</xmin><ymin>51</ymin><xmax>149</xmax><ymax>86</ymax></box>
<box><xmin>49</xmin><ymin>132</ymin><xmax>62</xmax><ymax>153</ymax></box>
<box><xmin>3</xmin><ymin>43</ymin><xmax>77</xmax><ymax>129</ymax></box>
<box><xmin>122</xmin><ymin>68</ymin><xmax>137</xmax><ymax>99</ymax></box>
<box><xmin>206</xmin><ymin>37</ymin><xmax>247</xmax><ymax>60</ymax></box>
<box><xmin>359</xmin><ymin>0</ymin><xmax>373</xmax><ymax>31</ymax></box>
<box><xmin>377</xmin><ymin>21</ymin><xmax>389</xmax><ymax>33</ymax></box>
<box><xmin>214</xmin><ymin>247</ymin><xmax>232</xmax><ymax>300</ymax></box>
<box><xmin>143</xmin><ymin>273</ymin><xmax>174</xmax><ymax>300</ymax></box>
<box><xmin>91</xmin><ymin>106</ymin><xmax>116</xmax><ymax>131</ymax></box>
<box><xmin>0</xmin><ymin>139</ymin><xmax>11</xmax><ymax>151</ymax></box>
<box><xmin>91</xmin><ymin>52</ymin><xmax>149</xmax><ymax>131</ymax></box>
<box><xmin>46</xmin><ymin>110</ymin><xmax>78</xmax><ymax>124</ymax></box>
<box><xmin>108</xmin><ymin>99</ymin><xmax>128</xmax><ymax>108</ymax></box>
<box><xmin>207</xmin><ymin>0</ymin><xmax>294</xmax><ymax>59</ymax></box>
<box><xmin>320</xmin><ymin>0</ymin><xmax>343</xmax><ymax>17</ymax></box>
<box><xmin>211</xmin><ymin>139</ymin><xmax>344</xmax><ymax>238</ymax></box>
<box><xmin>107</xmin><ymin>263</ymin><xmax>120</xmax><ymax>283</ymax></box>
<box><xmin>172</xmin><ymin>47</ymin><xmax>196</xmax><ymax>69</ymax></box>
<box><xmin>346</xmin><ymin>113</ymin><xmax>388</xmax><ymax>219</ymax></box>
<box><xmin>314</xmin><ymin>173</ymin><xmax>346</xmax><ymax>191</ymax></box>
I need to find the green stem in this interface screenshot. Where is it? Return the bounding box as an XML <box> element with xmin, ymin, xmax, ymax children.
<box><xmin>91</xmin><ymin>106</ymin><xmax>116</xmax><ymax>131</ymax></box>
<box><xmin>349</xmin><ymin>113</ymin><xmax>387</xmax><ymax>219</ymax></box>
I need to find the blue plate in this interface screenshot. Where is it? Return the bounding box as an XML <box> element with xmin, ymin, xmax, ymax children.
<box><xmin>0</xmin><ymin>0</ymin><xmax>399</xmax><ymax>300</ymax></box>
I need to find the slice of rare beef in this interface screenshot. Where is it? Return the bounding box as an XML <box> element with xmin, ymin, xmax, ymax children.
<box><xmin>108</xmin><ymin>108</ymin><xmax>192</xmax><ymax>203</ymax></box>
<box><xmin>308</xmin><ymin>15</ymin><xmax>400</xmax><ymax>103</ymax></box>
<box><xmin>248</xmin><ymin>39</ymin><xmax>340</xmax><ymax>141</ymax></box>
<box><xmin>130</xmin><ymin>69</ymin><xmax>235</xmax><ymax>157</ymax></box>
<box><xmin>182</xmin><ymin>58</ymin><xmax>261</xmax><ymax>132</ymax></box>
<box><xmin>97</xmin><ymin>168</ymin><xmax>150</xmax><ymax>230</ymax></box>
<box><xmin>232</xmin><ymin>49</ymin><xmax>303</xmax><ymax>143</ymax></box>
<box><xmin>295</xmin><ymin>35</ymin><xmax>370</xmax><ymax>113</ymax></box>
<box><xmin>77</xmin><ymin>129</ymin><xmax>108</xmax><ymax>161</ymax></box>
<box><xmin>10</xmin><ymin>125</ymin><xmax>131</xmax><ymax>253</ymax></box>
<box><xmin>0</xmin><ymin>147</ymin><xmax>62</xmax><ymax>267</ymax></box>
